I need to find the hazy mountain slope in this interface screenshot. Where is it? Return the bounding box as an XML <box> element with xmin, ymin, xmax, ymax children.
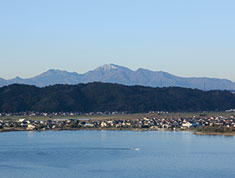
<box><xmin>81</xmin><ymin>64</ymin><xmax>133</xmax><ymax>85</ymax></box>
<box><xmin>5</xmin><ymin>70</ymin><xmax>82</xmax><ymax>87</ymax></box>
<box><xmin>185</xmin><ymin>78</ymin><xmax>235</xmax><ymax>90</ymax></box>
<box><xmin>0</xmin><ymin>78</ymin><xmax>7</xmax><ymax>86</ymax></box>
<box><xmin>0</xmin><ymin>64</ymin><xmax>235</xmax><ymax>90</ymax></box>
<box><xmin>129</xmin><ymin>69</ymin><xmax>190</xmax><ymax>87</ymax></box>
<box><xmin>26</xmin><ymin>69</ymin><xmax>82</xmax><ymax>87</ymax></box>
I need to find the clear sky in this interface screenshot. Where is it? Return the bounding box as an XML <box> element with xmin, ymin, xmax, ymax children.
<box><xmin>0</xmin><ymin>0</ymin><xmax>235</xmax><ymax>81</ymax></box>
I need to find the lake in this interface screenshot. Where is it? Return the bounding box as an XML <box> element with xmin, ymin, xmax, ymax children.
<box><xmin>0</xmin><ymin>130</ymin><xmax>235</xmax><ymax>178</ymax></box>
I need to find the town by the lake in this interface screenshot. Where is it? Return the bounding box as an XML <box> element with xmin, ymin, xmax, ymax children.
<box><xmin>1</xmin><ymin>111</ymin><xmax>235</xmax><ymax>135</ymax></box>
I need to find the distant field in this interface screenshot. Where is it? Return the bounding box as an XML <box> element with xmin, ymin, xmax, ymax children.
<box><xmin>0</xmin><ymin>112</ymin><xmax>234</xmax><ymax>121</ymax></box>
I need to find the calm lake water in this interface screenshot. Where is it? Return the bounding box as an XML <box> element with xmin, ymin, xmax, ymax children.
<box><xmin>0</xmin><ymin>130</ymin><xmax>235</xmax><ymax>178</ymax></box>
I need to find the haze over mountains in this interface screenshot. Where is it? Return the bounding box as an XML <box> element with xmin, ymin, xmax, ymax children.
<box><xmin>1</xmin><ymin>64</ymin><xmax>235</xmax><ymax>90</ymax></box>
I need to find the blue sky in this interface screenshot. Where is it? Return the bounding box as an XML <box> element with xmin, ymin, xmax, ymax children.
<box><xmin>0</xmin><ymin>0</ymin><xmax>235</xmax><ymax>81</ymax></box>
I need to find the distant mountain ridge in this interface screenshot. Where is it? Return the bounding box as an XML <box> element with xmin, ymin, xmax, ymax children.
<box><xmin>1</xmin><ymin>64</ymin><xmax>235</xmax><ymax>90</ymax></box>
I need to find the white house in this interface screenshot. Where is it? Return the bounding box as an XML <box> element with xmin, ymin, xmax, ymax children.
<box><xmin>182</xmin><ymin>122</ymin><xmax>195</xmax><ymax>128</ymax></box>
<box><xmin>27</xmin><ymin>124</ymin><xmax>36</xmax><ymax>130</ymax></box>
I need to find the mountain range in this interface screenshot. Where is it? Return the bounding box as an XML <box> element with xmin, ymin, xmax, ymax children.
<box><xmin>1</xmin><ymin>64</ymin><xmax>235</xmax><ymax>90</ymax></box>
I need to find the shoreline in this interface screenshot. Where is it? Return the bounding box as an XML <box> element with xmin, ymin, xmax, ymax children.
<box><xmin>0</xmin><ymin>127</ymin><xmax>155</xmax><ymax>133</ymax></box>
<box><xmin>194</xmin><ymin>131</ymin><xmax>235</xmax><ymax>136</ymax></box>
<box><xmin>1</xmin><ymin>127</ymin><xmax>235</xmax><ymax>136</ymax></box>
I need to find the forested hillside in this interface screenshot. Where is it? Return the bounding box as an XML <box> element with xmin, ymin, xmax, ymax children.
<box><xmin>0</xmin><ymin>82</ymin><xmax>234</xmax><ymax>113</ymax></box>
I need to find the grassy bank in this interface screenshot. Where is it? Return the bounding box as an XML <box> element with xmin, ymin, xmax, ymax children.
<box><xmin>194</xmin><ymin>132</ymin><xmax>235</xmax><ymax>136</ymax></box>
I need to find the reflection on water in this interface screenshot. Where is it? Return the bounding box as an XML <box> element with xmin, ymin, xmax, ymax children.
<box><xmin>0</xmin><ymin>131</ymin><xmax>235</xmax><ymax>178</ymax></box>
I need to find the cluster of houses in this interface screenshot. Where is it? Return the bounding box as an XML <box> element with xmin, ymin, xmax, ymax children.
<box><xmin>0</xmin><ymin>115</ymin><xmax>235</xmax><ymax>132</ymax></box>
